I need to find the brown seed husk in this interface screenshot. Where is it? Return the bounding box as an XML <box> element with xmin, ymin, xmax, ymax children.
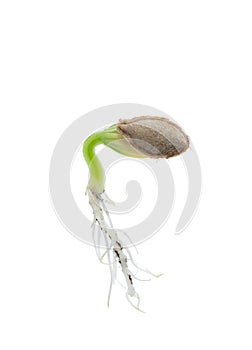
<box><xmin>117</xmin><ymin>116</ymin><xmax>189</xmax><ymax>159</ymax></box>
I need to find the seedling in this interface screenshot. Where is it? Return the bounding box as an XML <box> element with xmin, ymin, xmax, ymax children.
<box><xmin>83</xmin><ymin>116</ymin><xmax>189</xmax><ymax>311</ymax></box>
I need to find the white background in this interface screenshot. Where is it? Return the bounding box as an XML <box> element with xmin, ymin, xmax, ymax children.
<box><xmin>1</xmin><ymin>1</ymin><xmax>252</xmax><ymax>349</ymax></box>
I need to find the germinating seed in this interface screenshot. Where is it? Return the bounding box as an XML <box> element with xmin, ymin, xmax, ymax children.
<box><xmin>83</xmin><ymin>116</ymin><xmax>190</xmax><ymax>311</ymax></box>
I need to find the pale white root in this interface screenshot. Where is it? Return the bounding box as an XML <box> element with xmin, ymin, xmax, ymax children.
<box><xmin>87</xmin><ymin>188</ymin><xmax>161</xmax><ymax>311</ymax></box>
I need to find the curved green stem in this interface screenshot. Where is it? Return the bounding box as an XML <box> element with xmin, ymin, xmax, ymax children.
<box><xmin>83</xmin><ymin>123</ymin><xmax>147</xmax><ymax>194</ymax></box>
<box><xmin>83</xmin><ymin>131</ymin><xmax>105</xmax><ymax>194</ymax></box>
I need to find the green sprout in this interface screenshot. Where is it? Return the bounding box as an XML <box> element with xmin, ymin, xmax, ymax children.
<box><xmin>83</xmin><ymin>116</ymin><xmax>189</xmax><ymax>311</ymax></box>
